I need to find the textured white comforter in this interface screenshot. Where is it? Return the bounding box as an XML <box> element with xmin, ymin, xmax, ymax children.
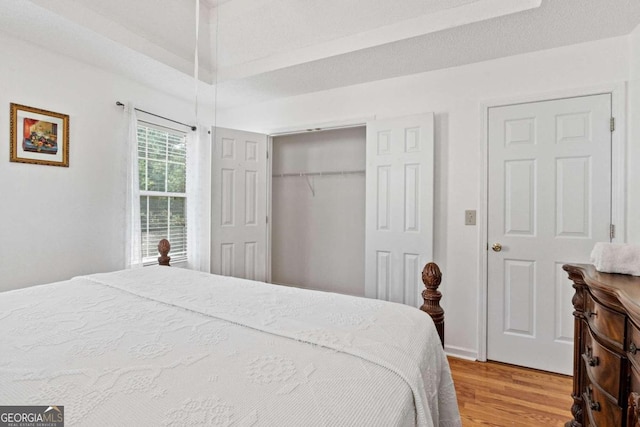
<box><xmin>0</xmin><ymin>267</ymin><xmax>460</xmax><ymax>426</ymax></box>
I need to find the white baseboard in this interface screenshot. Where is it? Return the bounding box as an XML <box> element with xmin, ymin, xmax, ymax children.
<box><xmin>445</xmin><ymin>345</ymin><xmax>477</xmax><ymax>361</ymax></box>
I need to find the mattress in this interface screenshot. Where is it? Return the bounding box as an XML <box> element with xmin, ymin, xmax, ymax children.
<box><xmin>0</xmin><ymin>266</ymin><xmax>460</xmax><ymax>426</ymax></box>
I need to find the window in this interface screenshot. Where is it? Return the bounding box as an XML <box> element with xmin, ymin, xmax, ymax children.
<box><xmin>137</xmin><ymin>122</ymin><xmax>187</xmax><ymax>263</ymax></box>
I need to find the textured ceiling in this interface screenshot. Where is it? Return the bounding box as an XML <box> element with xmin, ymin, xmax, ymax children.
<box><xmin>0</xmin><ymin>0</ymin><xmax>639</xmax><ymax>110</ymax></box>
<box><xmin>215</xmin><ymin>0</ymin><xmax>640</xmax><ymax>108</ymax></box>
<box><xmin>71</xmin><ymin>0</ymin><xmax>216</xmax><ymax>71</ymax></box>
<box><xmin>215</xmin><ymin>0</ymin><xmax>479</xmax><ymax>66</ymax></box>
<box><xmin>26</xmin><ymin>0</ymin><xmax>216</xmax><ymax>81</ymax></box>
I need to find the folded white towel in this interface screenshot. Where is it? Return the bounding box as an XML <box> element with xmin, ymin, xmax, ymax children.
<box><xmin>591</xmin><ymin>243</ymin><xmax>640</xmax><ymax>276</ymax></box>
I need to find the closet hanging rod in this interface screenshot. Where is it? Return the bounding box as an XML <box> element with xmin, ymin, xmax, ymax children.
<box><xmin>272</xmin><ymin>170</ymin><xmax>365</xmax><ymax>178</ymax></box>
<box><xmin>115</xmin><ymin>101</ymin><xmax>197</xmax><ymax>131</ymax></box>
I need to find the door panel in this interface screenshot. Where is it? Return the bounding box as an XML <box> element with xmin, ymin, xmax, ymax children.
<box><xmin>211</xmin><ymin>127</ymin><xmax>268</xmax><ymax>281</ymax></box>
<box><xmin>487</xmin><ymin>94</ymin><xmax>612</xmax><ymax>374</ymax></box>
<box><xmin>503</xmin><ymin>259</ymin><xmax>535</xmax><ymax>336</ymax></box>
<box><xmin>365</xmin><ymin>113</ymin><xmax>434</xmax><ymax>307</ymax></box>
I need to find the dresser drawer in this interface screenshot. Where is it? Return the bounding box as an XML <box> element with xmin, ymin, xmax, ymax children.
<box><xmin>628</xmin><ymin>319</ymin><xmax>640</xmax><ymax>369</ymax></box>
<box><xmin>583</xmin><ymin>324</ymin><xmax>623</xmax><ymax>402</ymax></box>
<box><xmin>583</xmin><ymin>382</ymin><xmax>622</xmax><ymax>427</ymax></box>
<box><xmin>585</xmin><ymin>292</ymin><xmax>626</xmax><ymax>348</ymax></box>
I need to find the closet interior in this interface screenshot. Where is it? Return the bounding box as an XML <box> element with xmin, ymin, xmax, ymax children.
<box><xmin>271</xmin><ymin>126</ymin><xmax>366</xmax><ymax>296</ymax></box>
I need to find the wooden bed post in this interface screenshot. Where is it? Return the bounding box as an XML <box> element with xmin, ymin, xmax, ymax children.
<box><xmin>420</xmin><ymin>262</ymin><xmax>445</xmax><ymax>347</ymax></box>
<box><xmin>158</xmin><ymin>239</ymin><xmax>171</xmax><ymax>266</ymax></box>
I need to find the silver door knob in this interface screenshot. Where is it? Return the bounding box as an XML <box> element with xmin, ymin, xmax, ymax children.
<box><xmin>492</xmin><ymin>243</ymin><xmax>502</xmax><ymax>252</ymax></box>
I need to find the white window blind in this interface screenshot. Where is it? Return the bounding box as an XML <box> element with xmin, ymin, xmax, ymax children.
<box><xmin>137</xmin><ymin>121</ymin><xmax>187</xmax><ymax>263</ymax></box>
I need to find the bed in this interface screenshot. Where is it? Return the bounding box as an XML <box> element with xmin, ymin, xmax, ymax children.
<box><xmin>0</xmin><ymin>240</ymin><xmax>460</xmax><ymax>426</ymax></box>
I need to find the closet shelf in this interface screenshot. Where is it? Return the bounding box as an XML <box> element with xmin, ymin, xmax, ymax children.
<box><xmin>272</xmin><ymin>170</ymin><xmax>365</xmax><ymax>178</ymax></box>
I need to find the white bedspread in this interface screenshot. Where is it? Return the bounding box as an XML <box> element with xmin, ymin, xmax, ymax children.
<box><xmin>0</xmin><ymin>267</ymin><xmax>460</xmax><ymax>426</ymax></box>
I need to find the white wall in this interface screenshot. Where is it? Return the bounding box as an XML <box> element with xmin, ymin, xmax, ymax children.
<box><xmin>271</xmin><ymin>127</ymin><xmax>366</xmax><ymax>296</ymax></box>
<box><xmin>0</xmin><ymin>33</ymin><xmax>208</xmax><ymax>291</ymax></box>
<box><xmin>218</xmin><ymin>36</ymin><xmax>631</xmax><ymax>357</ymax></box>
<box><xmin>629</xmin><ymin>25</ymin><xmax>640</xmax><ymax>245</ymax></box>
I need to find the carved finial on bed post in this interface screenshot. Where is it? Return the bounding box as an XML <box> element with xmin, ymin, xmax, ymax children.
<box><xmin>420</xmin><ymin>262</ymin><xmax>444</xmax><ymax>347</ymax></box>
<box><xmin>158</xmin><ymin>239</ymin><xmax>171</xmax><ymax>266</ymax></box>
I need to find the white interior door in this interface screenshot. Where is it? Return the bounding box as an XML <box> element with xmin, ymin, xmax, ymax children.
<box><xmin>211</xmin><ymin>127</ymin><xmax>268</xmax><ymax>281</ymax></box>
<box><xmin>487</xmin><ymin>94</ymin><xmax>612</xmax><ymax>374</ymax></box>
<box><xmin>365</xmin><ymin>113</ymin><xmax>434</xmax><ymax>307</ymax></box>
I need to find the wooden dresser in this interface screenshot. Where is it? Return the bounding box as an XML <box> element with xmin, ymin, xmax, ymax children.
<box><xmin>564</xmin><ymin>264</ymin><xmax>640</xmax><ymax>427</ymax></box>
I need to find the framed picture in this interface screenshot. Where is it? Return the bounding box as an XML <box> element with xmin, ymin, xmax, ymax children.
<box><xmin>10</xmin><ymin>103</ymin><xmax>69</xmax><ymax>167</ymax></box>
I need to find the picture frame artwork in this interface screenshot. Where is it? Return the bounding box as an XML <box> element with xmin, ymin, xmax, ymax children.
<box><xmin>10</xmin><ymin>103</ymin><xmax>69</xmax><ymax>167</ymax></box>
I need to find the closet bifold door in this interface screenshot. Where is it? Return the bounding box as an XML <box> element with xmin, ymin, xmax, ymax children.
<box><xmin>211</xmin><ymin>127</ymin><xmax>269</xmax><ymax>281</ymax></box>
<box><xmin>364</xmin><ymin>113</ymin><xmax>435</xmax><ymax>307</ymax></box>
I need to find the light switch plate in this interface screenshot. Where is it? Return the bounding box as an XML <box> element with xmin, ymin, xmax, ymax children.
<box><xmin>465</xmin><ymin>210</ymin><xmax>476</xmax><ymax>226</ymax></box>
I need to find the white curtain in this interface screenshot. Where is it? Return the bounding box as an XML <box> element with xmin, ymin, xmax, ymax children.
<box><xmin>124</xmin><ymin>103</ymin><xmax>142</xmax><ymax>269</ymax></box>
<box><xmin>186</xmin><ymin>126</ymin><xmax>211</xmax><ymax>272</ymax></box>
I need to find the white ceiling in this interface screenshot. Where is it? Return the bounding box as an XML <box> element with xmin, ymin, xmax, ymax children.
<box><xmin>1</xmin><ymin>0</ymin><xmax>639</xmax><ymax>109</ymax></box>
<box><xmin>216</xmin><ymin>0</ymin><xmax>482</xmax><ymax>69</ymax></box>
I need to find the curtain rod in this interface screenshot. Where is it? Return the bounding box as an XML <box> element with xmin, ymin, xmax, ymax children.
<box><xmin>116</xmin><ymin>102</ymin><xmax>196</xmax><ymax>131</ymax></box>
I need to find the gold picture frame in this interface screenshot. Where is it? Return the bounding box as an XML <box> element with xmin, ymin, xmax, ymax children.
<box><xmin>10</xmin><ymin>103</ymin><xmax>69</xmax><ymax>167</ymax></box>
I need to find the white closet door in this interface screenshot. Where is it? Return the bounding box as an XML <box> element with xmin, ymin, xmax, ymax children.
<box><xmin>365</xmin><ymin>113</ymin><xmax>435</xmax><ymax>306</ymax></box>
<box><xmin>211</xmin><ymin>127</ymin><xmax>268</xmax><ymax>281</ymax></box>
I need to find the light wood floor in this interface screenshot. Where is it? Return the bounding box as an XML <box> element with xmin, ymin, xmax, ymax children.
<box><xmin>448</xmin><ymin>357</ymin><xmax>573</xmax><ymax>426</ymax></box>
